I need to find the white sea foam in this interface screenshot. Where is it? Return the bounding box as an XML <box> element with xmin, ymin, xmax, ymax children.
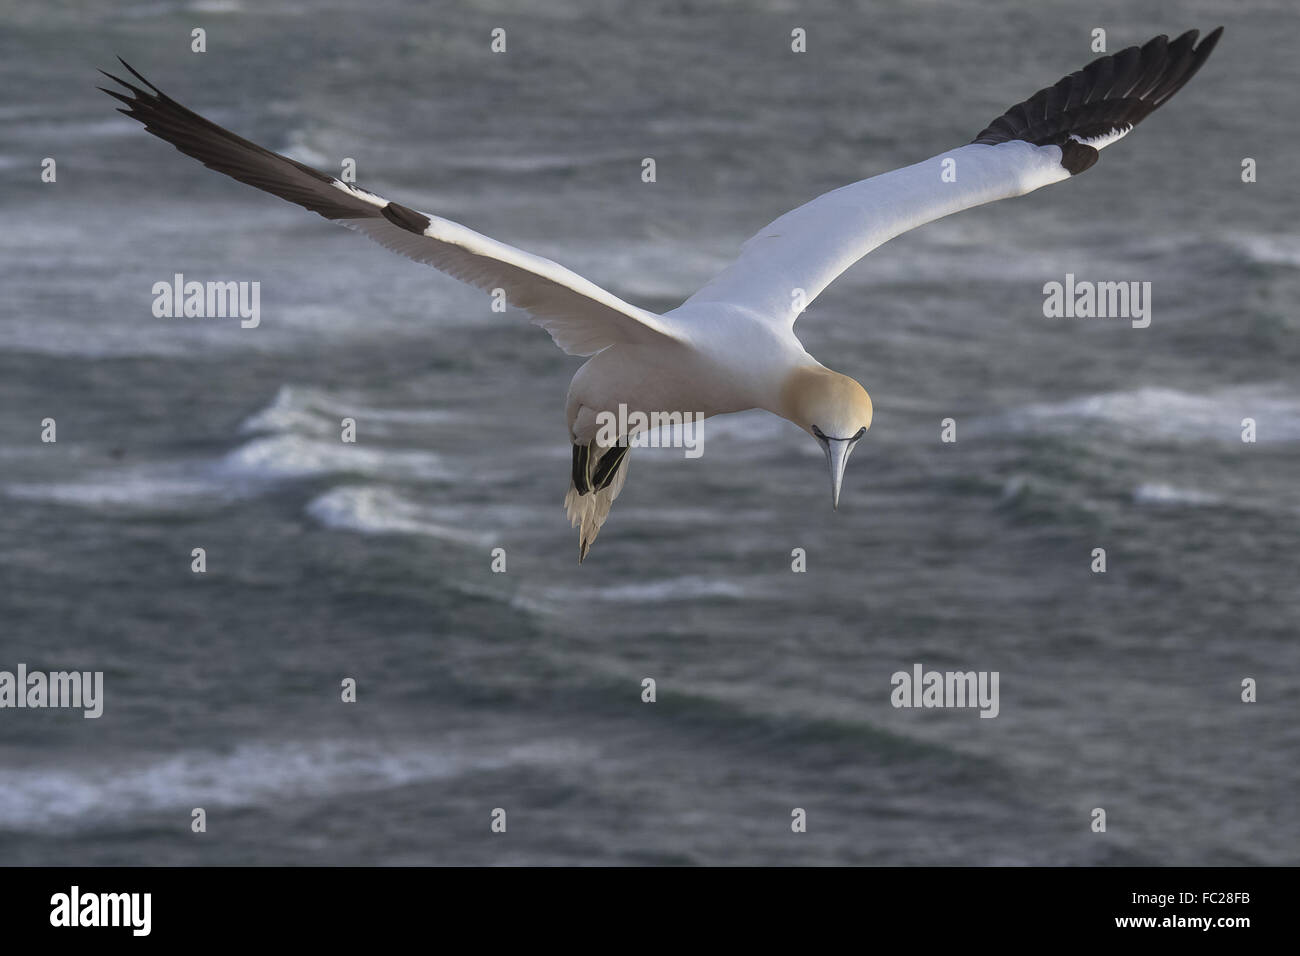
<box><xmin>239</xmin><ymin>384</ymin><xmax>462</xmax><ymax>437</ymax></box>
<box><xmin>1000</xmin><ymin>385</ymin><xmax>1300</xmax><ymax>443</ymax></box>
<box><xmin>3</xmin><ymin>436</ymin><xmax>449</xmax><ymax>510</ymax></box>
<box><xmin>216</xmin><ymin>433</ymin><xmax>448</xmax><ymax>482</ymax></box>
<box><xmin>3</xmin><ymin>471</ymin><xmax>219</xmax><ymax>509</ymax></box>
<box><xmin>1226</xmin><ymin>231</ymin><xmax>1300</xmax><ymax>268</ymax></box>
<box><xmin>1133</xmin><ymin>483</ymin><xmax>1223</xmax><ymax>507</ymax></box>
<box><xmin>306</xmin><ymin>486</ymin><xmax>495</xmax><ymax>545</ymax></box>
<box><xmin>0</xmin><ymin>736</ymin><xmax>591</xmax><ymax>831</ymax></box>
<box><xmin>544</xmin><ymin>575</ymin><xmax>748</xmax><ymax>603</ymax></box>
<box><xmin>190</xmin><ymin>0</ymin><xmax>244</xmax><ymax>12</ymax></box>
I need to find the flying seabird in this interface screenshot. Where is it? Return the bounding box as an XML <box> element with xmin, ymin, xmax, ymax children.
<box><xmin>102</xmin><ymin>27</ymin><xmax>1223</xmax><ymax>560</ymax></box>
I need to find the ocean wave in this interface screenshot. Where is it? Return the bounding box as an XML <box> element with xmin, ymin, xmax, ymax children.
<box><xmin>4</xmin><ymin>382</ymin><xmax>461</xmax><ymax>511</ymax></box>
<box><xmin>215</xmin><ymin>433</ymin><xmax>449</xmax><ymax>482</ymax></box>
<box><xmin>306</xmin><ymin>486</ymin><xmax>495</xmax><ymax>545</ymax></box>
<box><xmin>3</xmin><ymin>435</ymin><xmax>449</xmax><ymax>511</ymax></box>
<box><xmin>239</xmin><ymin>384</ymin><xmax>462</xmax><ymax>437</ymax></box>
<box><xmin>1132</xmin><ymin>483</ymin><xmax>1223</xmax><ymax>507</ymax></box>
<box><xmin>1225</xmin><ymin>231</ymin><xmax>1300</xmax><ymax>268</ymax></box>
<box><xmin>3</xmin><ymin>471</ymin><xmax>222</xmax><ymax>509</ymax></box>
<box><xmin>0</xmin><ymin>735</ymin><xmax>592</xmax><ymax>832</ymax></box>
<box><xmin>189</xmin><ymin>0</ymin><xmax>244</xmax><ymax>12</ymax></box>
<box><xmin>557</xmin><ymin>575</ymin><xmax>749</xmax><ymax>603</ymax></box>
<box><xmin>1109</xmin><ymin>231</ymin><xmax>1300</xmax><ymax>271</ymax></box>
<box><xmin>435</xmin><ymin>147</ymin><xmax>640</xmax><ymax>174</ymax></box>
<box><xmin>445</xmin><ymin>570</ymin><xmax>755</xmax><ymax>620</ymax></box>
<box><xmin>996</xmin><ymin>384</ymin><xmax>1300</xmax><ymax>443</ymax></box>
<box><xmin>512</xmin><ymin>576</ymin><xmax>751</xmax><ymax>613</ymax></box>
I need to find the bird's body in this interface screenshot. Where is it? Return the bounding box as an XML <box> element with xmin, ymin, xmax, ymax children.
<box><xmin>103</xmin><ymin>27</ymin><xmax>1223</xmax><ymax>560</ymax></box>
<box><xmin>566</xmin><ymin>306</ymin><xmax>803</xmax><ymax>443</ymax></box>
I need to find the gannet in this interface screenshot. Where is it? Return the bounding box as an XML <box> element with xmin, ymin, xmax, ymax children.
<box><xmin>102</xmin><ymin>27</ymin><xmax>1222</xmax><ymax>560</ymax></box>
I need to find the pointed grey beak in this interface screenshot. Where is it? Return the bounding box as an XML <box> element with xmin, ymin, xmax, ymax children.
<box><xmin>824</xmin><ymin>438</ymin><xmax>857</xmax><ymax>510</ymax></box>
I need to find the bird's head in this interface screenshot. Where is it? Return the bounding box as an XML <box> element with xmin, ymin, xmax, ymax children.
<box><xmin>781</xmin><ymin>366</ymin><xmax>873</xmax><ymax>510</ymax></box>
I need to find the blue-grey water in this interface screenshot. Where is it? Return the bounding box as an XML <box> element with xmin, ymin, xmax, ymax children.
<box><xmin>1</xmin><ymin>0</ymin><xmax>1297</xmax><ymax>865</ymax></box>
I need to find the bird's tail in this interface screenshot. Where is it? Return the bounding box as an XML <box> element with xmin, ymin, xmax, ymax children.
<box><xmin>564</xmin><ymin>441</ymin><xmax>631</xmax><ymax>562</ymax></box>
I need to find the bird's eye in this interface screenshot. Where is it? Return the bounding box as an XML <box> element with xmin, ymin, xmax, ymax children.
<box><xmin>852</xmin><ymin>426</ymin><xmax>866</xmax><ymax>441</ymax></box>
<box><xmin>811</xmin><ymin>425</ymin><xmax>828</xmax><ymax>441</ymax></box>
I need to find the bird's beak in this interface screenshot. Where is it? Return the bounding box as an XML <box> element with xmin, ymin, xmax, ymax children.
<box><xmin>824</xmin><ymin>438</ymin><xmax>857</xmax><ymax>511</ymax></box>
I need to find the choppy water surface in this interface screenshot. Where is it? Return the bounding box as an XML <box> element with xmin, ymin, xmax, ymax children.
<box><xmin>1</xmin><ymin>0</ymin><xmax>1297</xmax><ymax>864</ymax></box>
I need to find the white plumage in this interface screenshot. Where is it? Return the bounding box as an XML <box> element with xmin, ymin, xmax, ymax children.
<box><xmin>102</xmin><ymin>27</ymin><xmax>1222</xmax><ymax>559</ymax></box>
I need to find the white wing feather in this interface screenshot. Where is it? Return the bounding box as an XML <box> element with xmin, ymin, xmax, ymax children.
<box><xmin>684</xmin><ymin>141</ymin><xmax>1071</xmax><ymax>326</ymax></box>
<box><xmin>102</xmin><ymin>61</ymin><xmax>680</xmax><ymax>357</ymax></box>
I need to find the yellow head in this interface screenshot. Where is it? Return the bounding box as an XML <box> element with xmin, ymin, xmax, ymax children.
<box><xmin>780</xmin><ymin>366</ymin><xmax>873</xmax><ymax>509</ymax></box>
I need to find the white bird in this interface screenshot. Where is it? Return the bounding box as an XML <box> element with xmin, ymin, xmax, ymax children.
<box><xmin>102</xmin><ymin>27</ymin><xmax>1222</xmax><ymax>560</ymax></box>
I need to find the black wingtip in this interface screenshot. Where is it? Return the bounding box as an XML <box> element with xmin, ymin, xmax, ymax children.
<box><xmin>99</xmin><ymin>59</ymin><xmax>161</xmax><ymax>102</ymax></box>
<box><xmin>116</xmin><ymin>57</ymin><xmax>161</xmax><ymax>93</ymax></box>
<box><xmin>971</xmin><ymin>26</ymin><xmax>1225</xmax><ymax>157</ymax></box>
<box><xmin>98</xmin><ymin>68</ymin><xmax>150</xmax><ymax>101</ymax></box>
<box><xmin>98</xmin><ymin>86</ymin><xmax>135</xmax><ymax>107</ymax></box>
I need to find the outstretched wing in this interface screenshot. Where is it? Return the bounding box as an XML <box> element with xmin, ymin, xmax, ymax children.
<box><xmin>101</xmin><ymin>61</ymin><xmax>681</xmax><ymax>356</ymax></box>
<box><xmin>684</xmin><ymin>28</ymin><xmax>1223</xmax><ymax>327</ymax></box>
